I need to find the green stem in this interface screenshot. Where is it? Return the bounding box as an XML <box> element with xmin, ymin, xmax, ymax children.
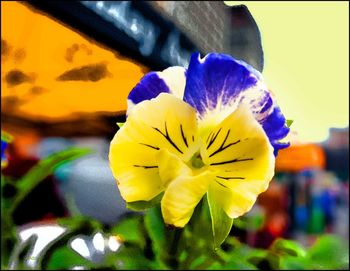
<box><xmin>179</xmin><ymin>199</ymin><xmax>206</xmax><ymax>269</ymax></box>
<box><xmin>169</xmin><ymin>228</ymin><xmax>182</xmax><ymax>256</ymax></box>
<box><xmin>164</xmin><ymin>227</ymin><xmax>183</xmax><ymax>269</ymax></box>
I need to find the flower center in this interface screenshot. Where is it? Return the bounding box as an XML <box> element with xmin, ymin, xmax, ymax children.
<box><xmin>190</xmin><ymin>152</ymin><xmax>205</xmax><ymax>169</ymax></box>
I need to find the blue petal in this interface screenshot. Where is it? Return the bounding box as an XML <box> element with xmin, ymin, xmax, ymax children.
<box><xmin>128</xmin><ymin>72</ymin><xmax>170</xmax><ymax>105</ymax></box>
<box><xmin>272</xmin><ymin>142</ymin><xmax>291</xmax><ymax>157</ymax></box>
<box><xmin>183</xmin><ymin>52</ymin><xmax>290</xmax><ymax>156</ymax></box>
<box><xmin>183</xmin><ymin>53</ymin><xmax>259</xmax><ymax>115</ymax></box>
<box><xmin>261</xmin><ymin>106</ymin><xmax>290</xmax><ymax>140</ymax></box>
<box><xmin>127</xmin><ymin>67</ymin><xmax>187</xmax><ymax>114</ymax></box>
<box><xmin>261</xmin><ymin>106</ymin><xmax>290</xmax><ymax>156</ymax></box>
<box><xmin>1</xmin><ymin>140</ymin><xmax>8</xmax><ymax>160</ymax></box>
<box><xmin>259</xmin><ymin>95</ymin><xmax>273</xmax><ymax>114</ymax></box>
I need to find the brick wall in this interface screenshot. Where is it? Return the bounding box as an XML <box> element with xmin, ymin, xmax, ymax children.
<box><xmin>150</xmin><ymin>1</ymin><xmax>264</xmax><ymax>71</ymax></box>
<box><xmin>150</xmin><ymin>1</ymin><xmax>232</xmax><ymax>55</ymax></box>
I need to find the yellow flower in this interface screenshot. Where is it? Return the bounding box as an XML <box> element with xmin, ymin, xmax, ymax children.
<box><xmin>109</xmin><ymin>53</ymin><xmax>288</xmax><ymax>230</ymax></box>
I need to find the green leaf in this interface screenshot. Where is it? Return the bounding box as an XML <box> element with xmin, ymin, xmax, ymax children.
<box><xmin>270</xmin><ymin>238</ymin><xmax>307</xmax><ymax>258</ymax></box>
<box><xmin>57</xmin><ymin>216</ymin><xmax>102</xmax><ymax>235</ymax></box>
<box><xmin>143</xmin><ymin>206</ymin><xmax>175</xmax><ymax>269</ymax></box>
<box><xmin>266</xmin><ymin>238</ymin><xmax>307</xmax><ymax>270</ymax></box>
<box><xmin>1</xmin><ymin>223</ymin><xmax>18</xmax><ymax>269</ymax></box>
<box><xmin>108</xmin><ymin>244</ymin><xmax>155</xmax><ymax>269</ymax></box>
<box><xmin>45</xmin><ymin>246</ymin><xmax>92</xmax><ymax>270</ymax></box>
<box><xmin>11</xmin><ymin>234</ymin><xmax>38</xmax><ymax>270</ymax></box>
<box><xmin>248</xmin><ymin>213</ymin><xmax>265</xmax><ymax>231</ymax></box>
<box><xmin>110</xmin><ymin>215</ymin><xmax>146</xmax><ymax>249</ymax></box>
<box><xmin>1</xmin><ymin>177</ymin><xmax>18</xmax><ymax>211</ymax></box>
<box><xmin>11</xmin><ymin>147</ymin><xmax>91</xmax><ymax>213</ymax></box>
<box><xmin>207</xmin><ymin>192</ymin><xmax>233</xmax><ymax>249</ymax></box>
<box><xmin>126</xmin><ymin>192</ymin><xmax>164</xmax><ymax>211</ymax></box>
<box><xmin>307</xmin><ymin>234</ymin><xmax>349</xmax><ymax>270</ymax></box>
<box><xmin>117</xmin><ymin>122</ymin><xmax>125</xmax><ymax>129</ymax></box>
<box><xmin>279</xmin><ymin>255</ymin><xmax>309</xmax><ymax>270</ymax></box>
<box><xmin>245</xmin><ymin>250</ymin><xmax>269</xmax><ymax>267</ymax></box>
<box><xmin>37</xmin><ymin>225</ymin><xmax>96</xmax><ymax>269</ymax></box>
<box><xmin>232</xmin><ymin>212</ymin><xmax>265</xmax><ymax>231</ymax></box>
<box><xmin>286</xmin><ymin>119</ymin><xmax>294</xmax><ymax>128</ymax></box>
<box><xmin>144</xmin><ymin>206</ymin><xmax>166</xmax><ymax>257</ymax></box>
<box><xmin>211</xmin><ymin>258</ymin><xmax>259</xmax><ymax>270</ymax></box>
<box><xmin>36</xmin><ymin>216</ymin><xmax>102</xmax><ymax>269</ymax></box>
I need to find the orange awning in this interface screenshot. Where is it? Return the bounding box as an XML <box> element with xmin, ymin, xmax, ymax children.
<box><xmin>1</xmin><ymin>2</ymin><xmax>148</xmax><ymax>122</ymax></box>
<box><xmin>276</xmin><ymin>143</ymin><xmax>325</xmax><ymax>172</ymax></box>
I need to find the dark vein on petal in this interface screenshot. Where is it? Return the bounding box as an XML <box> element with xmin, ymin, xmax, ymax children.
<box><xmin>152</xmin><ymin>122</ymin><xmax>183</xmax><ymax>154</ymax></box>
<box><xmin>210</xmin><ymin>158</ymin><xmax>253</xmax><ymax>166</ymax></box>
<box><xmin>133</xmin><ymin>165</ymin><xmax>158</xmax><ymax>169</ymax></box>
<box><xmin>215</xmin><ymin>180</ymin><xmax>228</xmax><ymax>188</ymax></box>
<box><xmin>207</xmin><ymin>127</ymin><xmax>222</xmax><ymax>149</ymax></box>
<box><xmin>192</xmin><ymin>135</ymin><xmax>195</xmax><ymax>142</ymax></box>
<box><xmin>216</xmin><ymin>176</ymin><xmax>245</xmax><ymax>180</ymax></box>
<box><xmin>206</xmin><ymin>131</ymin><xmax>213</xmax><ymax>144</ymax></box>
<box><xmin>180</xmin><ymin>124</ymin><xmax>188</xmax><ymax>147</ymax></box>
<box><xmin>208</xmin><ymin>128</ymin><xmax>241</xmax><ymax>157</ymax></box>
<box><xmin>209</xmin><ymin>140</ymin><xmax>241</xmax><ymax>157</ymax></box>
<box><xmin>139</xmin><ymin>143</ymin><xmax>160</xmax><ymax>150</ymax></box>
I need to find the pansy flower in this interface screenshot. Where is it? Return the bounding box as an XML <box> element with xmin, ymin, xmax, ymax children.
<box><xmin>109</xmin><ymin>53</ymin><xmax>289</xmax><ymax>238</ymax></box>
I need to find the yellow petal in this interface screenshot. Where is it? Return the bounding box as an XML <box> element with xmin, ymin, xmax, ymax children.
<box><xmin>109</xmin><ymin>93</ymin><xmax>198</xmax><ymax>202</ymax></box>
<box><xmin>116</xmin><ymin>93</ymin><xmax>198</xmax><ymax>161</ymax></box>
<box><xmin>201</xmin><ymin>103</ymin><xmax>275</xmax><ymax>218</ymax></box>
<box><xmin>161</xmin><ymin>170</ymin><xmax>215</xmax><ymax>228</ymax></box>
<box><xmin>109</xmin><ymin>141</ymin><xmax>163</xmax><ymax>202</ymax></box>
<box><xmin>209</xmin><ymin>179</ymin><xmax>270</xmax><ymax>219</ymax></box>
<box><xmin>157</xmin><ymin>148</ymin><xmax>192</xmax><ymax>187</ymax></box>
<box><xmin>201</xmin><ymin>103</ymin><xmax>274</xmax><ymax>181</ymax></box>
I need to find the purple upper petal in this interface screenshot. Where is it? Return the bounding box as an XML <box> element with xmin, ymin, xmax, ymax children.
<box><xmin>127</xmin><ymin>67</ymin><xmax>187</xmax><ymax>115</ymax></box>
<box><xmin>126</xmin><ymin>52</ymin><xmax>290</xmax><ymax>156</ymax></box>
<box><xmin>183</xmin><ymin>53</ymin><xmax>259</xmax><ymax>115</ymax></box>
<box><xmin>261</xmin><ymin>106</ymin><xmax>290</xmax><ymax>141</ymax></box>
<box><xmin>183</xmin><ymin>52</ymin><xmax>290</xmax><ymax>156</ymax></box>
<box><xmin>128</xmin><ymin>72</ymin><xmax>170</xmax><ymax>105</ymax></box>
<box><xmin>261</xmin><ymin>106</ymin><xmax>290</xmax><ymax>156</ymax></box>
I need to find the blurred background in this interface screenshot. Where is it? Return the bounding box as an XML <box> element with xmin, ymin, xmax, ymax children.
<box><xmin>1</xmin><ymin>1</ymin><xmax>349</xmax><ymax>269</ymax></box>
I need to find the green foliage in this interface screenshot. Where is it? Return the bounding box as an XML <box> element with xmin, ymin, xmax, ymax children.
<box><xmin>0</xmin><ymin>215</ymin><xmax>18</xmax><ymax>269</ymax></box>
<box><xmin>38</xmin><ymin>217</ymin><xmax>103</xmax><ymax>270</ymax></box>
<box><xmin>208</xmin><ymin>259</ymin><xmax>258</xmax><ymax>270</ymax></box>
<box><xmin>270</xmin><ymin>238</ymin><xmax>307</xmax><ymax>258</ymax></box>
<box><xmin>232</xmin><ymin>211</ymin><xmax>265</xmax><ymax>231</ymax></box>
<box><xmin>11</xmin><ymin>147</ymin><xmax>92</xmax><ymax>213</ymax></box>
<box><xmin>11</xmin><ymin>234</ymin><xmax>38</xmax><ymax>270</ymax></box>
<box><xmin>1</xmin><ymin>147</ymin><xmax>91</xmax><ymax>269</ymax></box>
<box><xmin>144</xmin><ymin>206</ymin><xmax>166</xmax><ymax>258</ymax></box>
<box><xmin>286</xmin><ymin>119</ymin><xmax>294</xmax><ymax>128</ymax></box>
<box><xmin>207</xmin><ymin>191</ymin><xmax>233</xmax><ymax>249</ymax></box>
<box><xmin>244</xmin><ymin>234</ymin><xmax>349</xmax><ymax>270</ymax></box>
<box><xmin>3</xmin><ymin>199</ymin><xmax>349</xmax><ymax>270</ymax></box>
<box><xmin>126</xmin><ymin>192</ymin><xmax>164</xmax><ymax>211</ymax></box>
<box><xmin>2</xmin><ymin>145</ymin><xmax>349</xmax><ymax>270</ymax></box>
<box><xmin>306</xmin><ymin>234</ymin><xmax>349</xmax><ymax>270</ymax></box>
<box><xmin>45</xmin><ymin>246</ymin><xmax>92</xmax><ymax>270</ymax></box>
<box><xmin>117</xmin><ymin>122</ymin><xmax>125</xmax><ymax>129</ymax></box>
<box><xmin>108</xmin><ymin>244</ymin><xmax>155</xmax><ymax>270</ymax></box>
<box><xmin>110</xmin><ymin>215</ymin><xmax>146</xmax><ymax>249</ymax></box>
